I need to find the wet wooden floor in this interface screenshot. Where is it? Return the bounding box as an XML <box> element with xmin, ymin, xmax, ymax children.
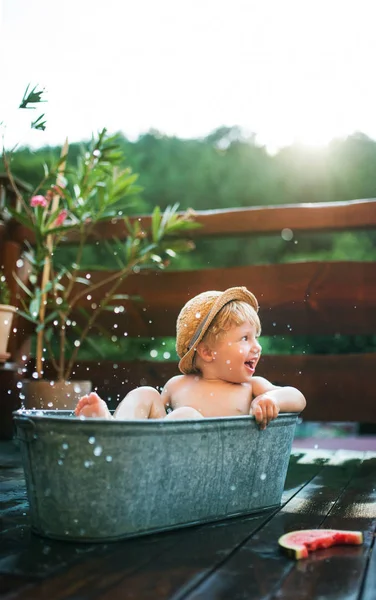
<box><xmin>1</xmin><ymin>442</ymin><xmax>375</xmax><ymax>599</ymax></box>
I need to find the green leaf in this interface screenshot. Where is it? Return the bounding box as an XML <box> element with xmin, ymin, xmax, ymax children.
<box><xmin>16</xmin><ymin>309</ymin><xmax>38</xmax><ymax>324</ymax></box>
<box><xmin>35</xmin><ymin>310</ymin><xmax>59</xmax><ymax>332</ymax></box>
<box><xmin>19</xmin><ymin>84</ymin><xmax>46</xmax><ymax>109</ymax></box>
<box><xmin>13</xmin><ymin>273</ymin><xmax>33</xmax><ymax>297</ymax></box>
<box><xmin>6</xmin><ymin>206</ymin><xmax>34</xmax><ymax>229</ymax></box>
<box><xmin>29</xmin><ymin>296</ymin><xmax>41</xmax><ymax>318</ymax></box>
<box><xmin>75</xmin><ymin>277</ymin><xmax>91</xmax><ymax>286</ymax></box>
<box><xmin>151</xmin><ymin>206</ymin><xmax>161</xmax><ymax>242</ymax></box>
<box><xmin>31</xmin><ymin>113</ymin><xmax>46</xmax><ymax>131</ymax></box>
<box><xmin>110</xmin><ymin>294</ymin><xmax>131</xmax><ymax>300</ymax></box>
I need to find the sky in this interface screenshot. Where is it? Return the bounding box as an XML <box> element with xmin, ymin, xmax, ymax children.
<box><xmin>1</xmin><ymin>0</ymin><xmax>376</xmax><ymax>152</ymax></box>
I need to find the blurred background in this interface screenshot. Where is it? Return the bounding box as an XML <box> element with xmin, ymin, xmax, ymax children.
<box><xmin>1</xmin><ymin>0</ymin><xmax>376</xmax><ymax>444</ymax></box>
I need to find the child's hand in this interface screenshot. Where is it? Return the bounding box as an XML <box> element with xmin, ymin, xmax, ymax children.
<box><xmin>250</xmin><ymin>394</ymin><xmax>280</xmax><ymax>430</ymax></box>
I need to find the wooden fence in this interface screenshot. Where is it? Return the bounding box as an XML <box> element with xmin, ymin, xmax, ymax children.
<box><xmin>1</xmin><ymin>197</ymin><xmax>376</xmax><ymax>424</ymax></box>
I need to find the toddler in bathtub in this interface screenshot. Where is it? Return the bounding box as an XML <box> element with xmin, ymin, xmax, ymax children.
<box><xmin>75</xmin><ymin>286</ymin><xmax>306</xmax><ymax>429</ymax></box>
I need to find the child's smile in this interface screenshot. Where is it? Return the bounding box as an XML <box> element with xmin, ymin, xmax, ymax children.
<box><xmin>211</xmin><ymin>322</ymin><xmax>262</xmax><ymax>383</ymax></box>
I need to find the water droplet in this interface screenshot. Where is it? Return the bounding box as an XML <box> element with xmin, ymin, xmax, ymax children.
<box><xmin>106</xmin><ymin>455</ymin><xmax>113</xmax><ymax>462</ymax></box>
<box><xmin>88</xmin><ymin>436</ymin><xmax>95</xmax><ymax>444</ymax></box>
<box><xmin>93</xmin><ymin>446</ymin><xmax>102</xmax><ymax>456</ymax></box>
<box><xmin>260</xmin><ymin>473</ymin><xmax>266</xmax><ymax>480</ymax></box>
<box><xmin>281</xmin><ymin>228</ymin><xmax>293</xmax><ymax>241</ymax></box>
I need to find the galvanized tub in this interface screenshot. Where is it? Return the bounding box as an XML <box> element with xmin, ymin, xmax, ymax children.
<box><xmin>13</xmin><ymin>410</ymin><xmax>297</xmax><ymax>542</ymax></box>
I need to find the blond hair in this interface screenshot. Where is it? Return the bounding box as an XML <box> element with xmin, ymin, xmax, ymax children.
<box><xmin>202</xmin><ymin>300</ymin><xmax>261</xmax><ymax>347</ymax></box>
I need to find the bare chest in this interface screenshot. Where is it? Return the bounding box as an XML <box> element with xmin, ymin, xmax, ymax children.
<box><xmin>170</xmin><ymin>381</ymin><xmax>253</xmax><ymax>417</ymax></box>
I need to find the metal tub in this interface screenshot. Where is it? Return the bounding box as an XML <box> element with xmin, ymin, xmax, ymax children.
<box><xmin>13</xmin><ymin>410</ymin><xmax>297</xmax><ymax>542</ymax></box>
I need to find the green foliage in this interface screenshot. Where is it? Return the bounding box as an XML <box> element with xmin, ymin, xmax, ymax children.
<box><xmin>4</xmin><ymin>122</ymin><xmax>376</xmax><ymax>362</ymax></box>
<box><xmin>3</xmin><ymin>91</ymin><xmax>199</xmax><ymax>379</ymax></box>
<box><xmin>19</xmin><ymin>83</ymin><xmax>47</xmax><ymax>131</ymax></box>
<box><xmin>5</xmin><ymin>128</ymin><xmax>376</xmax><ymax>272</ymax></box>
<box><xmin>0</xmin><ymin>271</ymin><xmax>11</xmax><ymax>305</ymax></box>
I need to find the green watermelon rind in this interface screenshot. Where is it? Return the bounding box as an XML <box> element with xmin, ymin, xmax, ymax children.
<box><xmin>278</xmin><ymin>529</ymin><xmax>363</xmax><ymax>560</ymax></box>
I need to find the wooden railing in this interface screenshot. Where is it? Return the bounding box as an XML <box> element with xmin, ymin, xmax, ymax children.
<box><xmin>1</xmin><ymin>198</ymin><xmax>376</xmax><ymax>424</ymax></box>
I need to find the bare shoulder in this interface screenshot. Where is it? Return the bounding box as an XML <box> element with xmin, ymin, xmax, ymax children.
<box><xmin>161</xmin><ymin>374</ymin><xmax>196</xmax><ymax>407</ymax></box>
<box><xmin>161</xmin><ymin>374</ymin><xmax>194</xmax><ymax>395</ymax></box>
<box><xmin>251</xmin><ymin>376</ymin><xmax>280</xmax><ymax>396</ymax></box>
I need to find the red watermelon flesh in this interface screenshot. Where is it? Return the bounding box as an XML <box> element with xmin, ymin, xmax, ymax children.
<box><xmin>278</xmin><ymin>529</ymin><xmax>363</xmax><ymax>559</ymax></box>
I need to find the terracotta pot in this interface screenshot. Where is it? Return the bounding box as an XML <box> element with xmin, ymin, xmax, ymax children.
<box><xmin>0</xmin><ymin>304</ymin><xmax>17</xmax><ymax>362</ymax></box>
<box><xmin>22</xmin><ymin>380</ymin><xmax>92</xmax><ymax>410</ymax></box>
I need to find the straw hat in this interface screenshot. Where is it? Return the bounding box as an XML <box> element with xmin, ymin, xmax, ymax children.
<box><xmin>176</xmin><ymin>286</ymin><xmax>259</xmax><ymax>375</ymax></box>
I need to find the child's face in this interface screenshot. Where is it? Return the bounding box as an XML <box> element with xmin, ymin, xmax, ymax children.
<box><xmin>209</xmin><ymin>321</ymin><xmax>262</xmax><ymax>384</ymax></box>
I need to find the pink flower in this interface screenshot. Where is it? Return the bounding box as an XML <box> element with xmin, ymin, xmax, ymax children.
<box><xmin>30</xmin><ymin>195</ymin><xmax>48</xmax><ymax>208</ymax></box>
<box><xmin>55</xmin><ymin>209</ymin><xmax>68</xmax><ymax>226</ymax></box>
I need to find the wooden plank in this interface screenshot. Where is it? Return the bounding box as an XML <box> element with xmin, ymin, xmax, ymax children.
<box><xmin>9</xmin><ymin>199</ymin><xmax>376</xmax><ymax>245</ymax></box>
<box><xmin>0</xmin><ymin>448</ymin><xmax>325</xmax><ymax>599</ymax></box>
<box><xmin>39</xmin><ymin>353</ymin><xmax>376</xmax><ymax>423</ymax></box>
<box><xmin>0</xmin><ymin>239</ymin><xmax>33</xmax><ymax>362</ymax></box>
<box><xmin>362</xmin><ymin>529</ymin><xmax>376</xmax><ymax>600</ymax></box>
<box><xmin>0</xmin><ymin>220</ymin><xmax>5</xmax><ymax>245</ymax></box>
<box><xmin>60</xmin><ymin>452</ymin><xmax>328</xmax><ymax>600</ymax></box>
<box><xmin>272</xmin><ymin>454</ymin><xmax>376</xmax><ymax>600</ymax></box>
<box><xmin>0</xmin><ymin>574</ymin><xmax>36</xmax><ymax>597</ymax></box>
<box><xmin>2</xmin><ymin>536</ymin><xmax>177</xmax><ymax>600</ymax></box>
<box><xmin>183</xmin><ymin>452</ymin><xmax>364</xmax><ymax>600</ymax></box>
<box><xmin>259</xmin><ymin>354</ymin><xmax>376</xmax><ymax>423</ymax></box>
<box><xmin>0</xmin><ymin>451</ymin><xmax>177</xmax><ymax>598</ymax></box>
<box><xmin>0</xmin><ymin>453</ymin><xmax>319</xmax><ymax>600</ymax></box>
<box><xmin>65</xmin><ymin>261</ymin><xmax>376</xmax><ymax>336</ymax></box>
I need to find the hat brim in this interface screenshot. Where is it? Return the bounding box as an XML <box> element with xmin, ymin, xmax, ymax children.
<box><xmin>178</xmin><ymin>286</ymin><xmax>258</xmax><ymax>375</ymax></box>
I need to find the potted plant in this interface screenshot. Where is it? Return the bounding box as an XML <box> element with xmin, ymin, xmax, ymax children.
<box><xmin>0</xmin><ymin>271</ymin><xmax>17</xmax><ymax>362</ymax></box>
<box><xmin>2</xmin><ymin>87</ymin><xmax>199</xmax><ymax>408</ymax></box>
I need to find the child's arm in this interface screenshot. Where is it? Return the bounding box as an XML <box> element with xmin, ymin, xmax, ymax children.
<box><xmin>251</xmin><ymin>376</ymin><xmax>306</xmax><ymax>429</ymax></box>
<box><xmin>160</xmin><ymin>375</ymin><xmax>184</xmax><ymax>412</ymax></box>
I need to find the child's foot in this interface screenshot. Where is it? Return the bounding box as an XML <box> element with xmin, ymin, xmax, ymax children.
<box><xmin>74</xmin><ymin>392</ymin><xmax>113</xmax><ymax>419</ymax></box>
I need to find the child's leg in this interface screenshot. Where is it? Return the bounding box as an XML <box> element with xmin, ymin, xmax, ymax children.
<box><xmin>164</xmin><ymin>407</ymin><xmax>204</xmax><ymax>420</ymax></box>
<box><xmin>114</xmin><ymin>386</ymin><xmax>166</xmax><ymax>420</ymax></box>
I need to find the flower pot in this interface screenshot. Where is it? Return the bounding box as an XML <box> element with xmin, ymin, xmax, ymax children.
<box><xmin>22</xmin><ymin>380</ymin><xmax>92</xmax><ymax>410</ymax></box>
<box><xmin>0</xmin><ymin>304</ymin><xmax>17</xmax><ymax>363</ymax></box>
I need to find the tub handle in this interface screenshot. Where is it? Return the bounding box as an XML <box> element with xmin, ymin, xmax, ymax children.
<box><xmin>14</xmin><ymin>417</ymin><xmax>37</xmax><ymax>442</ymax></box>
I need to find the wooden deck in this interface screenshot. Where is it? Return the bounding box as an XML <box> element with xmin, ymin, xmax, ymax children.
<box><xmin>1</xmin><ymin>441</ymin><xmax>375</xmax><ymax>599</ymax></box>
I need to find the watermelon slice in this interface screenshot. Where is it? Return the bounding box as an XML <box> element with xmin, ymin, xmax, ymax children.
<box><xmin>278</xmin><ymin>529</ymin><xmax>363</xmax><ymax>559</ymax></box>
